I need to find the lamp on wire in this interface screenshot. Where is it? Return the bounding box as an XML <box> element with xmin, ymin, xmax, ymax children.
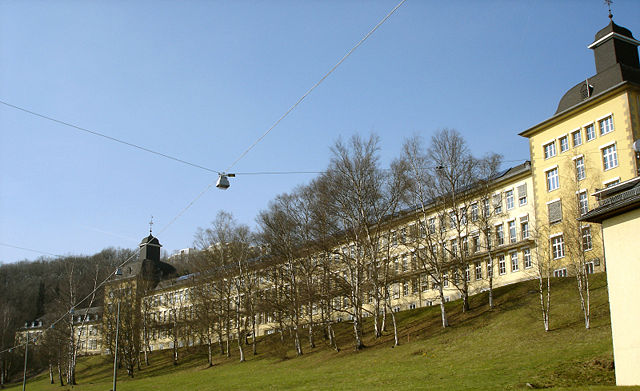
<box><xmin>216</xmin><ymin>173</ymin><xmax>235</xmax><ymax>190</ymax></box>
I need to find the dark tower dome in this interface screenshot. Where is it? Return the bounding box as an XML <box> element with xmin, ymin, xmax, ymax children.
<box><xmin>555</xmin><ymin>20</ymin><xmax>640</xmax><ymax>114</ymax></box>
<box><xmin>590</xmin><ymin>21</ymin><xmax>640</xmax><ymax>73</ymax></box>
<box><xmin>139</xmin><ymin>234</ymin><xmax>162</xmax><ymax>263</ymax></box>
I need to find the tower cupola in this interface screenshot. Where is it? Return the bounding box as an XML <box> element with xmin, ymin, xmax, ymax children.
<box><xmin>589</xmin><ymin>21</ymin><xmax>640</xmax><ymax>73</ymax></box>
<box><xmin>139</xmin><ymin>234</ymin><xmax>161</xmax><ymax>262</ymax></box>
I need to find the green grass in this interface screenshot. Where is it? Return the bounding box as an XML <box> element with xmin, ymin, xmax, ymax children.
<box><xmin>6</xmin><ymin>273</ymin><xmax>639</xmax><ymax>390</ymax></box>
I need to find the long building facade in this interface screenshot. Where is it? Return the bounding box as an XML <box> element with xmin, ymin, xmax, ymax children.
<box><xmin>18</xmin><ymin>17</ymin><xmax>640</xmax><ymax>358</ymax></box>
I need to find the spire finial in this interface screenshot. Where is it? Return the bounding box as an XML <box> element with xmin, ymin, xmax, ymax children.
<box><xmin>604</xmin><ymin>0</ymin><xmax>613</xmax><ymax>21</ymax></box>
<box><xmin>149</xmin><ymin>216</ymin><xmax>154</xmax><ymax>235</ymax></box>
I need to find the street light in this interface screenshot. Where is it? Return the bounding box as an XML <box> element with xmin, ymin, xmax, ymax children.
<box><xmin>112</xmin><ymin>267</ymin><xmax>123</xmax><ymax>391</ymax></box>
<box><xmin>216</xmin><ymin>173</ymin><xmax>235</xmax><ymax>190</ymax></box>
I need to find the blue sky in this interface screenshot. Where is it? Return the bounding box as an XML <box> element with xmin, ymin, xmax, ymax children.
<box><xmin>1</xmin><ymin>1</ymin><xmax>638</xmax><ymax>263</ymax></box>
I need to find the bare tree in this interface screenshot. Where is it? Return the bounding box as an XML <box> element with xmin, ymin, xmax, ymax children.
<box><xmin>471</xmin><ymin>153</ymin><xmax>503</xmax><ymax>309</ymax></box>
<box><xmin>318</xmin><ymin>134</ymin><xmax>408</xmax><ymax>349</ymax></box>
<box><xmin>561</xmin><ymin>155</ymin><xmax>601</xmax><ymax>329</ymax></box>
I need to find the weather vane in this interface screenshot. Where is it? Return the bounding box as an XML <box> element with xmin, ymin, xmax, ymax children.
<box><xmin>604</xmin><ymin>0</ymin><xmax>613</xmax><ymax>20</ymax></box>
<box><xmin>149</xmin><ymin>216</ymin><xmax>154</xmax><ymax>234</ymax></box>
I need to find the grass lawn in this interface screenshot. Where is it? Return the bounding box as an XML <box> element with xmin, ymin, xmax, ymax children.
<box><xmin>5</xmin><ymin>273</ymin><xmax>639</xmax><ymax>391</ymax></box>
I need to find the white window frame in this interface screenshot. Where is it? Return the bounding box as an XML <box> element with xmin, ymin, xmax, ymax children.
<box><xmin>601</xmin><ymin>143</ymin><xmax>618</xmax><ymax>171</ymax></box>
<box><xmin>551</xmin><ymin>235</ymin><xmax>565</xmax><ymax>260</ymax></box>
<box><xmin>577</xmin><ymin>190</ymin><xmax>589</xmax><ymax>215</ymax></box>
<box><xmin>573</xmin><ymin>155</ymin><xmax>586</xmax><ymax>181</ymax></box>
<box><xmin>546</xmin><ymin>167</ymin><xmax>559</xmax><ymax>191</ymax></box>
<box><xmin>571</xmin><ymin>128</ymin><xmax>582</xmax><ymax>147</ymax></box>
<box><xmin>523</xmin><ymin>248</ymin><xmax>532</xmax><ymax>269</ymax></box>
<box><xmin>584</xmin><ymin>123</ymin><xmax>596</xmax><ymax>141</ymax></box>
<box><xmin>508</xmin><ymin>220</ymin><xmax>517</xmax><ymax>243</ymax></box>
<box><xmin>598</xmin><ymin>114</ymin><xmax>614</xmax><ymax>135</ymax></box>
<box><xmin>553</xmin><ymin>268</ymin><xmax>568</xmax><ymax>277</ymax></box>
<box><xmin>582</xmin><ymin>226</ymin><xmax>593</xmax><ymax>251</ymax></box>
<box><xmin>559</xmin><ymin>135</ymin><xmax>569</xmax><ymax>153</ymax></box>
<box><xmin>498</xmin><ymin>255</ymin><xmax>506</xmax><ymax>275</ymax></box>
<box><xmin>510</xmin><ymin>252</ymin><xmax>519</xmax><ymax>272</ymax></box>
<box><xmin>543</xmin><ymin>141</ymin><xmax>556</xmax><ymax>159</ymax></box>
<box><xmin>505</xmin><ymin>189</ymin><xmax>514</xmax><ymax>210</ymax></box>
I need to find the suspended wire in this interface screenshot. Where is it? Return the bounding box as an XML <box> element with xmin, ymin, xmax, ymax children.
<box><xmin>224</xmin><ymin>0</ymin><xmax>408</xmax><ymax>173</ymax></box>
<box><xmin>0</xmin><ymin>243</ymin><xmax>63</xmax><ymax>259</ymax></box>
<box><xmin>0</xmin><ymin>100</ymin><xmax>221</xmax><ymax>175</ymax></box>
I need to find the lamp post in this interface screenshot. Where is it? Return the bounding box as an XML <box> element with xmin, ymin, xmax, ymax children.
<box><xmin>21</xmin><ymin>332</ymin><xmax>28</xmax><ymax>391</ymax></box>
<box><xmin>112</xmin><ymin>301</ymin><xmax>120</xmax><ymax>391</ymax></box>
<box><xmin>112</xmin><ymin>267</ymin><xmax>123</xmax><ymax>391</ymax></box>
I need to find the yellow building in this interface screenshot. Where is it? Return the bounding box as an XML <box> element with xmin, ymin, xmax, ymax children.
<box><xmin>581</xmin><ymin>176</ymin><xmax>640</xmax><ymax>386</ymax></box>
<box><xmin>520</xmin><ymin>19</ymin><xmax>640</xmax><ymax>275</ymax></box>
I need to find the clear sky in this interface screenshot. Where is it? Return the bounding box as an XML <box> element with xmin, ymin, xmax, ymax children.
<box><xmin>1</xmin><ymin>1</ymin><xmax>639</xmax><ymax>264</ymax></box>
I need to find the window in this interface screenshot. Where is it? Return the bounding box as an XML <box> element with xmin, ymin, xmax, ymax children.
<box><xmin>443</xmin><ymin>272</ymin><xmax>449</xmax><ymax>288</ymax></box>
<box><xmin>523</xmin><ymin>248</ymin><xmax>532</xmax><ymax>268</ymax></box>
<box><xmin>585</xmin><ymin>262</ymin><xmax>595</xmax><ymax>275</ymax></box>
<box><xmin>546</xmin><ymin>168</ymin><xmax>559</xmax><ymax>191</ymax></box>
<box><xmin>602</xmin><ymin>144</ymin><xmax>618</xmax><ymax>170</ymax></box>
<box><xmin>409</xmin><ymin>303</ymin><xmax>416</xmax><ymax>310</ymax></box>
<box><xmin>393</xmin><ymin>257</ymin><xmax>399</xmax><ymax>274</ymax></box>
<box><xmin>605</xmin><ymin>178</ymin><xmax>620</xmax><ymax>187</ymax></box>
<box><xmin>551</xmin><ymin>235</ymin><xmax>565</xmax><ymax>259</ymax></box>
<box><xmin>498</xmin><ymin>255</ymin><xmax>506</xmax><ymax>275</ymax></box>
<box><xmin>402</xmin><ymin>254</ymin><xmax>408</xmax><ymax>272</ymax></box>
<box><xmin>471</xmin><ymin>203</ymin><xmax>478</xmax><ymax>222</ymax></box>
<box><xmin>393</xmin><ymin>284</ymin><xmax>400</xmax><ymax>299</ymax></box>
<box><xmin>439</xmin><ymin>214</ymin><xmax>447</xmax><ymax>231</ymax></box>
<box><xmin>578</xmin><ymin>191</ymin><xmax>589</xmax><ymax>215</ymax></box>
<box><xmin>520</xmin><ymin>215</ymin><xmax>529</xmax><ymax>239</ymax></box>
<box><xmin>449</xmin><ymin>211</ymin><xmax>457</xmax><ymax>229</ymax></box>
<box><xmin>548</xmin><ymin>200</ymin><xmax>562</xmax><ymax>224</ymax></box>
<box><xmin>582</xmin><ymin>226</ymin><xmax>593</xmax><ymax>251</ymax></box>
<box><xmin>428</xmin><ymin>218</ymin><xmax>436</xmax><ymax>234</ymax></box>
<box><xmin>472</xmin><ymin>235</ymin><xmax>480</xmax><ymax>253</ymax></box>
<box><xmin>585</xmin><ymin>123</ymin><xmax>596</xmax><ymax>141</ymax></box>
<box><xmin>475</xmin><ymin>262</ymin><xmax>482</xmax><ymax>280</ymax></box>
<box><xmin>450</xmin><ymin>239</ymin><xmax>458</xmax><ymax>257</ymax></box>
<box><xmin>462</xmin><ymin>236</ymin><xmax>469</xmax><ymax>255</ymax></box>
<box><xmin>544</xmin><ymin>142</ymin><xmax>556</xmax><ymax>159</ymax></box>
<box><xmin>403</xmin><ymin>280</ymin><xmax>409</xmax><ymax>296</ymax></box>
<box><xmin>510</xmin><ymin>252</ymin><xmax>519</xmax><ymax>272</ymax></box>
<box><xmin>599</xmin><ymin>115</ymin><xmax>614</xmax><ymax>135</ymax></box>
<box><xmin>496</xmin><ymin>224</ymin><xmax>504</xmax><ymax>246</ymax></box>
<box><xmin>572</xmin><ymin>130</ymin><xmax>582</xmax><ymax>147</ymax></box>
<box><xmin>465</xmin><ymin>265</ymin><xmax>471</xmax><ymax>282</ymax></box>
<box><xmin>493</xmin><ymin>193</ymin><xmax>503</xmax><ymax>214</ymax></box>
<box><xmin>508</xmin><ymin>220</ymin><xmax>517</xmax><ymax>243</ymax></box>
<box><xmin>487</xmin><ymin>259</ymin><xmax>493</xmax><ymax>278</ymax></box>
<box><xmin>553</xmin><ymin>268</ymin><xmax>568</xmax><ymax>277</ymax></box>
<box><xmin>559</xmin><ymin>136</ymin><xmax>569</xmax><ymax>152</ymax></box>
<box><xmin>505</xmin><ymin>190</ymin><xmax>514</xmax><ymax>210</ymax></box>
<box><xmin>412</xmin><ymin>277</ymin><xmax>419</xmax><ymax>293</ymax></box>
<box><xmin>575</xmin><ymin>157</ymin><xmax>586</xmax><ymax>181</ymax></box>
<box><xmin>391</xmin><ymin>231</ymin><xmax>398</xmax><ymax>246</ymax></box>
<box><xmin>421</xmin><ymin>274</ymin><xmax>429</xmax><ymax>292</ymax></box>
<box><xmin>483</xmin><ymin>198</ymin><xmax>490</xmax><ymax>217</ymax></box>
<box><xmin>517</xmin><ymin>183</ymin><xmax>527</xmax><ymax>206</ymax></box>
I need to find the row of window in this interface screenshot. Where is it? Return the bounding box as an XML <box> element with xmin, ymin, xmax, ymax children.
<box><xmin>545</xmin><ymin>143</ymin><xmax>618</xmax><ymax>192</ymax></box>
<box><xmin>550</xmin><ymin>228</ymin><xmax>593</xmax><ymax>260</ymax></box>
<box><xmin>383</xmin><ymin>185</ymin><xmax>529</xmax><ymax>245</ymax></box>
<box><xmin>543</xmin><ymin>115</ymin><xmax>614</xmax><ymax>159</ymax></box>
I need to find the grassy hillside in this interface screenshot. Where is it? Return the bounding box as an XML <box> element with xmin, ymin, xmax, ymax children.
<box><xmin>6</xmin><ymin>273</ymin><xmax>638</xmax><ymax>391</ymax></box>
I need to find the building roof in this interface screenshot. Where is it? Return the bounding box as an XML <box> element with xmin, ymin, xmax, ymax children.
<box><xmin>521</xmin><ymin>20</ymin><xmax>640</xmax><ymax>137</ymax></box>
<box><xmin>580</xmin><ymin>176</ymin><xmax>640</xmax><ymax>223</ymax></box>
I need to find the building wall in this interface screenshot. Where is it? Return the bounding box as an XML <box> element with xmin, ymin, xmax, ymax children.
<box><xmin>601</xmin><ymin>207</ymin><xmax>640</xmax><ymax>386</ymax></box>
<box><xmin>523</xmin><ymin>86</ymin><xmax>639</xmax><ymax>274</ymax></box>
